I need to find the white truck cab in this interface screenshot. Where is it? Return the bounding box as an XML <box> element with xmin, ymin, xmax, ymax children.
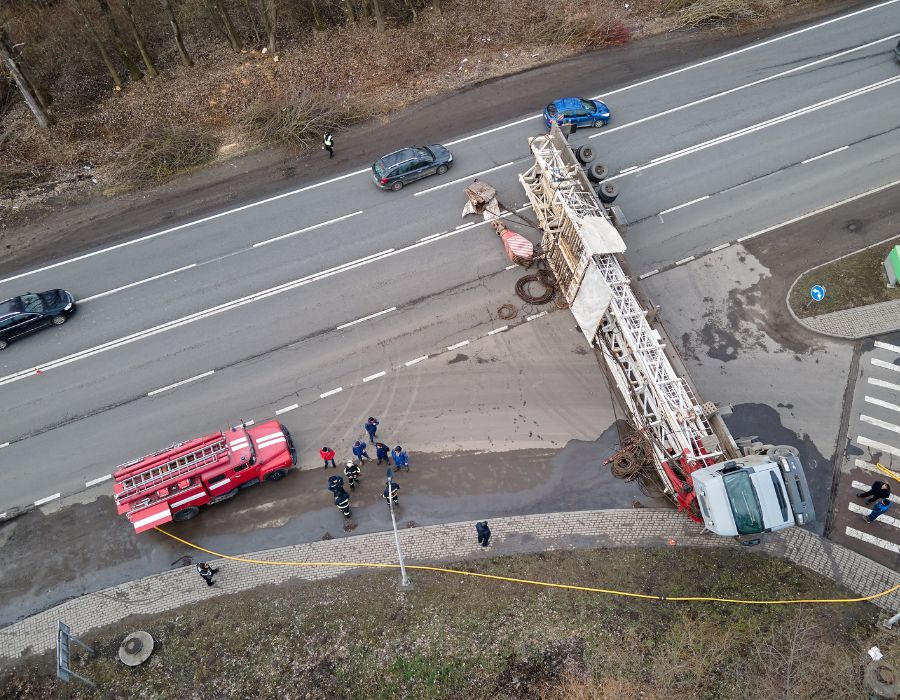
<box><xmin>691</xmin><ymin>452</ymin><xmax>815</xmax><ymax>537</ymax></box>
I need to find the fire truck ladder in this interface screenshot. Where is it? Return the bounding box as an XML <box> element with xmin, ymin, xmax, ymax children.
<box><xmin>115</xmin><ymin>438</ymin><xmax>229</xmax><ymax>503</ymax></box>
<box><xmin>519</xmin><ymin>127</ymin><xmax>726</xmax><ymax>497</ymax></box>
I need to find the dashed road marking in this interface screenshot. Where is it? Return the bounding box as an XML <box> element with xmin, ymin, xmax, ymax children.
<box><xmin>875</xmin><ymin>340</ymin><xmax>900</xmax><ymax>355</ymax></box>
<box><xmin>801</xmin><ymin>146</ymin><xmax>848</xmax><ymax>164</ymax></box>
<box><xmin>405</xmin><ymin>356</ymin><xmax>429</xmax><ymax>366</ymax></box>
<box><xmin>505</xmin><ymin>264</ymin><xmax>518</xmax><ymax>270</ymax></box>
<box><xmin>447</xmin><ymin>340</ymin><xmax>470</xmax><ymax>351</ymax></box>
<box><xmin>845</xmin><ymin>526</ymin><xmax>899</xmax><ymax>554</ymax></box>
<box><xmin>0</xmin><ymin>442</ymin><xmax>8</xmax><ymax>449</ymax></box>
<box><xmin>710</xmin><ymin>243</ymin><xmax>731</xmax><ymax>252</ymax></box>
<box><xmin>848</xmin><ymin>501</ymin><xmax>900</xmax><ymax>529</ymax></box>
<box><xmin>80</xmin><ymin>264</ymin><xmax>198</xmax><ymax>303</ymax></box>
<box><xmin>857</xmin><ymin>436</ymin><xmax>900</xmax><ymax>458</ymax></box>
<box><xmin>320</xmin><ymin>387</ymin><xmax>343</xmax><ymax>398</ymax></box>
<box><xmin>253</xmin><ymin>211</ymin><xmax>363</xmax><ymax>248</ymax></box>
<box><xmin>639</xmin><ymin>269</ymin><xmax>659</xmax><ymax>280</ymax></box>
<box><xmin>337</xmin><ymin>307</ymin><xmax>397</xmax><ymax>330</ymax></box>
<box><xmin>34</xmin><ymin>493</ymin><xmax>61</xmax><ymax>507</ymax></box>
<box><xmin>675</xmin><ymin>256</ymin><xmax>695</xmax><ymax>266</ymax></box>
<box><xmin>861</xmin><ymin>414</ymin><xmax>900</xmax><ymax>435</ymax></box>
<box><xmin>865</xmin><ymin>396</ymin><xmax>900</xmax><ymax>414</ymax></box>
<box><xmin>854</xmin><ymin>458</ymin><xmax>888</xmax><ymax>475</ymax></box>
<box><xmin>363</xmin><ymin>371</ymin><xmax>387</xmax><ymax>383</ymax></box>
<box><xmin>488</xmin><ymin>326</ymin><xmax>509</xmax><ymax>335</ymax></box>
<box><xmin>85</xmin><ymin>474</ymin><xmax>113</xmax><ymax>487</ymax></box>
<box><xmin>872</xmin><ymin>358</ymin><xmax>900</xmax><ymax>373</ymax></box>
<box><xmin>869</xmin><ymin>377</ymin><xmax>900</xmax><ymax>392</ymax></box>
<box><xmin>414</xmin><ymin>162</ymin><xmax>516</xmax><ymax>197</ymax></box>
<box><xmin>275</xmin><ymin>404</ymin><xmax>299</xmax><ymax>415</ymax></box>
<box><xmin>851</xmin><ymin>481</ymin><xmax>900</xmax><ymax>505</ymax></box>
<box><xmin>659</xmin><ymin>196</ymin><xmax>708</xmax><ymax>216</ymax></box>
<box><xmin>526</xmin><ymin>311</ymin><xmax>547</xmax><ymax>321</ymax></box>
<box><xmin>147</xmin><ymin>370</ymin><xmax>215</xmax><ymax>397</ymax></box>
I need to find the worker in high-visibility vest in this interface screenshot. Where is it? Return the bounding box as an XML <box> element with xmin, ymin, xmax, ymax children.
<box><xmin>382</xmin><ymin>481</ymin><xmax>399</xmax><ymax>506</ymax></box>
<box><xmin>344</xmin><ymin>461</ymin><xmax>361</xmax><ymax>489</ymax></box>
<box><xmin>334</xmin><ymin>488</ymin><xmax>351</xmax><ymax>517</ymax></box>
<box><xmin>323</xmin><ymin>131</ymin><xmax>334</xmax><ymax>159</ymax></box>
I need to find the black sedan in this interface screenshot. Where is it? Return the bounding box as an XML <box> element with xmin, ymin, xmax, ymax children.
<box><xmin>0</xmin><ymin>289</ymin><xmax>76</xmax><ymax>350</ymax></box>
<box><xmin>372</xmin><ymin>145</ymin><xmax>453</xmax><ymax>191</ymax></box>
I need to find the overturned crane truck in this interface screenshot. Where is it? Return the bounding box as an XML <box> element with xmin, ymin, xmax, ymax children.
<box><xmin>113</xmin><ymin>420</ymin><xmax>297</xmax><ymax>533</ymax></box>
<box><xmin>519</xmin><ymin>123</ymin><xmax>815</xmax><ymax>539</ymax></box>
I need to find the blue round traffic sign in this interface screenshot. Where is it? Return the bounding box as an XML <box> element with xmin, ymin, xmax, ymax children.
<box><xmin>810</xmin><ymin>285</ymin><xmax>826</xmax><ymax>302</ymax></box>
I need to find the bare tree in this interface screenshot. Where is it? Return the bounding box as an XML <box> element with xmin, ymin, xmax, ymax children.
<box><xmin>308</xmin><ymin>0</ymin><xmax>325</xmax><ymax>32</ymax></box>
<box><xmin>240</xmin><ymin>0</ymin><xmax>262</xmax><ymax>46</ymax></box>
<box><xmin>159</xmin><ymin>0</ymin><xmax>192</xmax><ymax>67</ymax></box>
<box><xmin>205</xmin><ymin>0</ymin><xmax>242</xmax><ymax>51</ymax></box>
<box><xmin>370</xmin><ymin>0</ymin><xmax>384</xmax><ymax>32</ymax></box>
<box><xmin>95</xmin><ymin>0</ymin><xmax>143</xmax><ymax>81</ymax></box>
<box><xmin>70</xmin><ymin>0</ymin><xmax>124</xmax><ymax>88</ymax></box>
<box><xmin>259</xmin><ymin>0</ymin><xmax>277</xmax><ymax>52</ymax></box>
<box><xmin>341</xmin><ymin>0</ymin><xmax>357</xmax><ymax>23</ymax></box>
<box><xmin>120</xmin><ymin>0</ymin><xmax>158</xmax><ymax>77</ymax></box>
<box><xmin>0</xmin><ymin>25</ymin><xmax>53</xmax><ymax>127</ymax></box>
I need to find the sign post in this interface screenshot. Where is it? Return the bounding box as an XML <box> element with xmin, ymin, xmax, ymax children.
<box><xmin>804</xmin><ymin>284</ymin><xmax>826</xmax><ymax>311</ymax></box>
<box><xmin>57</xmin><ymin>621</ymin><xmax>96</xmax><ymax>689</ymax></box>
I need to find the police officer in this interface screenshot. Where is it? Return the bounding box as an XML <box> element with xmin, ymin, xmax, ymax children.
<box><xmin>327</xmin><ymin>474</ymin><xmax>345</xmax><ymax>494</ymax></box>
<box><xmin>334</xmin><ymin>488</ymin><xmax>351</xmax><ymax>517</ymax></box>
<box><xmin>323</xmin><ymin>131</ymin><xmax>334</xmax><ymax>158</ymax></box>
<box><xmin>344</xmin><ymin>460</ymin><xmax>361</xmax><ymax>489</ymax></box>
<box><xmin>382</xmin><ymin>481</ymin><xmax>399</xmax><ymax>506</ymax></box>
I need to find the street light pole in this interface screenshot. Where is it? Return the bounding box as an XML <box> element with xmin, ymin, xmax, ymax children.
<box><xmin>386</xmin><ymin>469</ymin><xmax>411</xmax><ymax>588</ymax></box>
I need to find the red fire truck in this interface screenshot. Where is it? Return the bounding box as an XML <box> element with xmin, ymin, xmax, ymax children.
<box><xmin>113</xmin><ymin>420</ymin><xmax>297</xmax><ymax>533</ymax></box>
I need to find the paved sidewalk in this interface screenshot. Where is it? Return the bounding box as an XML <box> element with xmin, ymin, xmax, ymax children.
<box><xmin>792</xmin><ymin>298</ymin><xmax>900</xmax><ymax>339</ymax></box>
<box><xmin>2</xmin><ymin>509</ymin><xmax>899</xmax><ymax>663</ymax></box>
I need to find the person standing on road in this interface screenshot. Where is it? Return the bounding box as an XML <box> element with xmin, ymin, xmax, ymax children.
<box><xmin>327</xmin><ymin>474</ymin><xmax>345</xmax><ymax>493</ymax></box>
<box><xmin>196</xmin><ymin>562</ymin><xmax>219</xmax><ymax>587</ymax></box>
<box><xmin>383</xmin><ymin>481</ymin><xmax>399</xmax><ymax>506</ymax></box>
<box><xmin>475</xmin><ymin>521</ymin><xmax>491</xmax><ymax>547</ymax></box>
<box><xmin>320</xmin><ymin>446</ymin><xmax>336</xmax><ymax>469</ymax></box>
<box><xmin>323</xmin><ymin>131</ymin><xmax>334</xmax><ymax>159</ymax></box>
<box><xmin>864</xmin><ymin>498</ymin><xmax>891</xmax><ymax>523</ymax></box>
<box><xmin>392</xmin><ymin>445</ymin><xmax>409</xmax><ymax>472</ymax></box>
<box><xmin>352</xmin><ymin>440</ymin><xmax>370</xmax><ymax>465</ymax></box>
<box><xmin>375</xmin><ymin>442</ymin><xmax>390</xmax><ymax>466</ymax></box>
<box><xmin>334</xmin><ymin>488</ymin><xmax>351</xmax><ymax>517</ymax></box>
<box><xmin>365</xmin><ymin>417</ymin><xmax>380</xmax><ymax>444</ymax></box>
<box><xmin>344</xmin><ymin>460</ymin><xmax>361</xmax><ymax>489</ymax></box>
<box><xmin>857</xmin><ymin>480</ymin><xmax>891</xmax><ymax>505</ymax></box>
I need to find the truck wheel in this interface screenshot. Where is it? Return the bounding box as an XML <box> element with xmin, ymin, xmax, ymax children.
<box><xmin>51</xmin><ymin>314</ymin><xmax>67</xmax><ymax>326</ymax></box>
<box><xmin>265</xmin><ymin>469</ymin><xmax>288</xmax><ymax>482</ymax></box>
<box><xmin>596</xmin><ymin>181</ymin><xmax>619</xmax><ymax>203</ymax></box>
<box><xmin>574</xmin><ymin>145</ymin><xmax>595</xmax><ymax>165</ymax></box>
<box><xmin>587</xmin><ymin>162</ymin><xmax>608</xmax><ymax>183</ymax></box>
<box><xmin>210</xmin><ymin>488</ymin><xmax>238</xmax><ymax>504</ymax></box>
<box><xmin>173</xmin><ymin>506</ymin><xmax>199</xmax><ymax>522</ymax></box>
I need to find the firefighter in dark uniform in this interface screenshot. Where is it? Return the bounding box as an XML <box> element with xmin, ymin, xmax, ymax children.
<box><xmin>344</xmin><ymin>460</ymin><xmax>361</xmax><ymax>489</ymax></box>
<box><xmin>382</xmin><ymin>481</ymin><xmax>399</xmax><ymax>506</ymax></box>
<box><xmin>327</xmin><ymin>475</ymin><xmax>345</xmax><ymax>494</ymax></box>
<box><xmin>334</xmin><ymin>488</ymin><xmax>351</xmax><ymax>517</ymax></box>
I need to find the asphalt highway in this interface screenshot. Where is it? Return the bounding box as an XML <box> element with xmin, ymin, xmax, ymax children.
<box><xmin>1</xmin><ymin>0</ymin><xmax>900</xmax><ymax>512</ymax></box>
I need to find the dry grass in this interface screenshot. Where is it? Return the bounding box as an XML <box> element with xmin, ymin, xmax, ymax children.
<box><xmin>119</xmin><ymin>126</ymin><xmax>219</xmax><ymax>184</ymax></box>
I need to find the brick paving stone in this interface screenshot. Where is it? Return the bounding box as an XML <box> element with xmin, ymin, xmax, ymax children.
<box><xmin>2</xmin><ymin>509</ymin><xmax>899</xmax><ymax>662</ymax></box>
<box><xmin>795</xmin><ymin>299</ymin><xmax>900</xmax><ymax>339</ymax></box>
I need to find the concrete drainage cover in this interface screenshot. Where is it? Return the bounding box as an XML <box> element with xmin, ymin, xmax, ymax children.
<box><xmin>119</xmin><ymin>631</ymin><xmax>155</xmax><ymax>666</ymax></box>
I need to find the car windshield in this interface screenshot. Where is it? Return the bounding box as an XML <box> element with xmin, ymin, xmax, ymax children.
<box><xmin>19</xmin><ymin>294</ymin><xmax>44</xmax><ymax>313</ymax></box>
<box><xmin>580</xmin><ymin>99</ymin><xmax>595</xmax><ymax>111</ymax></box>
<box><xmin>723</xmin><ymin>471</ymin><xmax>764</xmax><ymax>534</ymax></box>
<box><xmin>416</xmin><ymin>147</ymin><xmax>434</xmax><ymax>161</ymax></box>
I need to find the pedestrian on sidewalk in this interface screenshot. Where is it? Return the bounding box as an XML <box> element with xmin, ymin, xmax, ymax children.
<box><xmin>196</xmin><ymin>562</ymin><xmax>219</xmax><ymax>587</ymax></box>
<box><xmin>375</xmin><ymin>442</ymin><xmax>390</xmax><ymax>466</ymax></box>
<box><xmin>383</xmin><ymin>481</ymin><xmax>399</xmax><ymax>506</ymax></box>
<box><xmin>475</xmin><ymin>521</ymin><xmax>491</xmax><ymax>547</ymax></box>
<box><xmin>352</xmin><ymin>440</ymin><xmax>370</xmax><ymax>464</ymax></box>
<box><xmin>365</xmin><ymin>416</ymin><xmax>380</xmax><ymax>443</ymax></box>
<box><xmin>344</xmin><ymin>460</ymin><xmax>361</xmax><ymax>489</ymax></box>
<box><xmin>334</xmin><ymin>488</ymin><xmax>351</xmax><ymax>518</ymax></box>
<box><xmin>392</xmin><ymin>445</ymin><xmax>409</xmax><ymax>472</ymax></box>
<box><xmin>323</xmin><ymin>131</ymin><xmax>334</xmax><ymax>158</ymax></box>
<box><xmin>327</xmin><ymin>474</ymin><xmax>345</xmax><ymax>493</ymax></box>
<box><xmin>857</xmin><ymin>480</ymin><xmax>891</xmax><ymax>504</ymax></box>
<box><xmin>864</xmin><ymin>498</ymin><xmax>891</xmax><ymax>523</ymax></box>
<box><xmin>320</xmin><ymin>446</ymin><xmax>336</xmax><ymax>469</ymax></box>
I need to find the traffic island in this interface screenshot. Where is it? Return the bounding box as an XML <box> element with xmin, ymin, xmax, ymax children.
<box><xmin>787</xmin><ymin>236</ymin><xmax>900</xmax><ymax>338</ymax></box>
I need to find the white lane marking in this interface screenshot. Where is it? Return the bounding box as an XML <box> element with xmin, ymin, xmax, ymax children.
<box><xmin>405</xmin><ymin>355</ymin><xmax>429</xmax><ymax>366</ymax></box>
<box><xmin>337</xmin><ymin>306</ymin><xmax>397</xmax><ymax>330</ymax></box>
<box><xmin>851</xmin><ymin>481</ymin><xmax>900</xmax><ymax>505</ymax></box>
<box><xmin>526</xmin><ymin>311</ymin><xmax>547</xmax><ymax>321</ymax></box>
<box><xmin>876</xmin><ymin>341</ymin><xmax>900</xmax><ymax>355</ymax></box>
<box><xmin>710</xmin><ymin>243</ymin><xmax>731</xmax><ymax>252</ymax></box>
<box><xmin>638</xmin><ymin>269</ymin><xmax>659</xmax><ymax>280</ymax></box>
<box><xmin>873</xmin><ymin>358</ymin><xmax>900</xmax><ymax>373</ymax></box>
<box><xmin>848</xmin><ymin>501</ymin><xmax>900</xmax><ymax>528</ymax></box>
<box><xmin>845</xmin><ymin>526</ymin><xmax>899</xmax><ymax>554</ymax></box>
<box><xmin>34</xmin><ymin>493</ymin><xmax>61</xmax><ymax>506</ymax></box>
<box><xmin>446</xmin><ymin>114</ymin><xmax>543</xmax><ymax>146</ymax></box>
<box><xmin>870</xmin><ymin>377</ymin><xmax>900</xmax><ymax>393</ymax></box>
<box><xmin>275</xmin><ymin>403</ymin><xmax>299</xmax><ymax>415</ymax></box>
<box><xmin>866</xmin><ymin>396</ymin><xmax>900</xmax><ymax>414</ymax></box>
<box><xmin>85</xmin><ymin>474</ymin><xmax>113</xmax><ymax>487</ymax></box>
<box><xmin>589</xmin><ymin>32</ymin><xmax>900</xmax><ymax>140</ymax></box>
<box><xmin>363</xmin><ymin>371</ymin><xmax>387</xmax><ymax>382</ymax></box>
<box><xmin>147</xmin><ymin>370</ymin><xmax>215</xmax><ymax>396</ymax></box>
<box><xmin>414</xmin><ymin>162</ymin><xmax>516</xmax><ymax>197</ymax></box>
<box><xmin>659</xmin><ymin>196</ymin><xmax>708</xmax><ymax>216</ymax></box>
<box><xmin>0</xmin><ymin>170</ymin><xmax>372</xmax><ymax>285</ymax></box>
<box><xmin>447</xmin><ymin>340</ymin><xmax>470</xmax><ymax>351</ymax></box>
<box><xmin>419</xmin><ymin>231</ymin><xmax>448</xmax><ymax>241</ymax></box>
<box><xmin>505</xmin><ymin>264</ymin><xmax>518</xmax><ymax>270</ymax></box>
<box><xmin>253</xmin><ymin>210</ymin><xmax>363</xmax><ymax>248</ymax></box>
<box><xmin>861</xmin><ymin>415</ymin><xmax>900</xmax><ymax>435</ymax></box>
<box><xmin>0</xmin><ymin>442</ymin><xmax>8</xmax><ymax>449</ymax></box>
<box><xmin>80</xmin><ymin>264</ymin><xmax>197</xmax><ymax>303</ymax></box>
<box><xmin>854</xmin><ymin>458</ymin><xmax>884</xmax><ymax>475</ymax></box>
<box><xmin>857</xmin><ymin>436</ymin><xmax>900</xmax><ymax>458</ymax></box>
<box><xmin>608</xmin><ymin>76</ymin><xmax>900</xmax><ymax>180</ymax></box>
<box><xmin>801</xmin><ymin>146</ymin><xmax>849</xmax><ymax>165</ymax></box>
<box><xmin>737</xmin><ymin>175</ymin><xmax>900</xmax><ymax>243</ymax></box>
<box><xmin>488</xmin><ymin>325</ymin><xmax>508</xmax><ymax>335</ymax></box>
<box><xmin>675</xmin><ymin>256</ymin><xmax>695</xmax><ymax>266</ymax></box>
<box><xmin>320</xmin><ymin>387</ymin><xmax>343</xmax><ymax>398</ymax></box>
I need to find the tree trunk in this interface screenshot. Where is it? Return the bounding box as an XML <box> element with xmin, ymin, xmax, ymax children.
<box><xmin>17</xmin><ymin>57</ymin><xmax>52</xmax><ymax>109</ymax></box>
<box><xmin>431</xmin><ymin>0</ymin><xmax>440</xmax><ymax>14</ymax></box>
<box><xmin>342</xmin><ymin>0</ymin><xmax>356</xmax><ymax>24</ymax></box>
<box><xmin>208</xmin><ymin>0</ymin><xmax>242</xmax><ymax>51</ymax></box>
<box><xmin>95</xmin><ymin>0</ymin><xmax>143</xmax><ymax>80</ymax></box>
<box><xmin>120</xmin><ymin>0</ymin><xmax>158</xmax><ymax>77</ymax></box>
<box><xmin>308</xmin><ymin>0</ymin><xmax>325</xmax><ymax>32</ymax></box>
<box><xmin>69</xmin><ymin>0</ymin><xmax>123</xmax><ymax>88</ymax></box>
<box><xmin>259</xmin><ymin>0</ymin><xmax>276</xmax><ymax>52</ymax></box>
<box><xmin>159</xmin><ymin>0</ymin><xmax>192</xmax><ymax>67</ymax></box>
<box><xmin>240</xmin><ymin>0</ymin><xmax>261</xmax><ymax>45</ymax></box>
<box><xmin>0</xmin><ymin>26</ymin><xmax>53</xmax><ymax>128</ymax></box>
<box><xmin>369</xmin><ymin>0</ymin><xmax>384</xmax><ymax>32</ymax></box>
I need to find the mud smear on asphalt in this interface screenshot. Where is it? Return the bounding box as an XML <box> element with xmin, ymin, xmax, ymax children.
<box><xmin>725</xmin><ymin>403</ymin><xmax>828</xmax><ymax>535</ymax></box>
<box><xmin>0</xmin><ymin>422</ymin><xmax>669</xmax><ymax>626</ymax></box>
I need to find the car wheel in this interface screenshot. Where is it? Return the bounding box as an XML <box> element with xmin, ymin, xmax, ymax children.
<box><xmin>574</xmin><ymin>145</ymin><xmax>595</xmax><ymax>165</ymax></box>
<box><xmin>0</xmin><ymin>339</ymin><xmax>7</xmax><ymax>351</ymax></box>
<box><xmin>597</xmin><ymin>180</ymin><xmax>619</xmax><ymax>204</ymax></box>
<box><xmin>436</xmin><ymin>164</ymin><xmax>448</xmax><ymax>175</ymax></box>
<box><xmin>172</xmin><ymin>506</ymin><xmax>200</xmax><ymax>522</ymax></box>
<box><xmin>51</xmin><ymin>314</ymin><xmax>67</xmax><ymax>326</ymax></box>
<box><xmin>586</xmin><ymin>162</ymin><xmax>609</xmax><ymax>183</ymax></box>
<box><xmin>593</xmin><ymin>119</ymin><xmax>607</xmax><ymax>128</ymax></box>
<box><xmin>391</xmin><ymin>180</ymin><xmax>404</xmax><ymax>192</ymax></box>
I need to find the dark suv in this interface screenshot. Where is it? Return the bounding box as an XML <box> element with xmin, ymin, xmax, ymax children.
<box><xmin>0</xmin><ymin>289</ymin><xmax>76</xmax><ymax>350</ymax></box>
<box><xmin>372</xmin><ymin>145</ymin><xmax>453</xmax><ymax>191</ymax></box>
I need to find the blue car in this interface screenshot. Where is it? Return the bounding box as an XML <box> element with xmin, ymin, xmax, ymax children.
<box><xmin>543</xmin><ymin>97</ymin><xmax>610</xmax><ymax>129</ymax></box>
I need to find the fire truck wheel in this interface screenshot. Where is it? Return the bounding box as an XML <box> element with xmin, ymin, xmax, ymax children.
<box><xmin>586</xmin><ymin>162</ymin><xmax>609</xmax><ymax>183</ymax></box>
<box><xmin>597</xmin><ymin>180</ymin><xmax>619</xmax><ymax>203</ymax></box>
<box><xmin>265</xmin><ymin>469</ymin><xmax>288</xmax><ymax>482</ymax></box>
<box><xmin>574</xmin><ymin>145</ymin><xmax>595</xmax><ymax>165</ymax></box>
<box><xmin>51</xmin><ymin>314</ymin><xmax>67</xmax><ymax>326</ymax></box>
<box><xmin>172</xmin><ymin>506</ymin><xmax>200</xmax><ymax>522</ymax></box>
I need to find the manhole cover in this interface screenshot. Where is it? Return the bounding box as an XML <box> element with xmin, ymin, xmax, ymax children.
<box><xmin>119</xmin><ymin>631</ymin><xmax>154</xmax><ymax>666</ymax></box>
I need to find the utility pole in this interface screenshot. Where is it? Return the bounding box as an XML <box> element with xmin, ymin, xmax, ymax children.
<box><xmin>386</xmin><ymin>468</ymin><xmax>411</xmax><ymax>588</ymax></box>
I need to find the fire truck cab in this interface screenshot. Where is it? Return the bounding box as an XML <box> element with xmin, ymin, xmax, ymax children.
<box><xmin>114</xmin><ymin>420</ymin><xmax>296</xmax><ymax>533</ymax></box>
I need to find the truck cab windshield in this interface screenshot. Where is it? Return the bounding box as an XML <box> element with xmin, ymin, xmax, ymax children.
<box><xmin>722</xmin><ymin>471</ymin><xmax>764</xmax><ymax>534</ymax></box>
